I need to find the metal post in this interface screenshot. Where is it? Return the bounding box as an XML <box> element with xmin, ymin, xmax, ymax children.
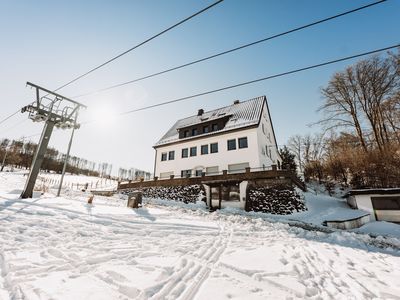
<box><xmin>57</xmin><ymin>126</ymin><xmax>76</xmax><ymax>196</ymax></box>
<box><xmin>57</xmin><ymin>113</ymin><xmax>78</xmax><ymax>197</ymax></box>
<box><xmin>21</xmin><ymin>119</ymin><xmax>55</xmax><ymax>198</ymax></box>
<box><xmin>1</xmin><ymin>147</ymin><xmax>8</xmax><ymax>171</ymax></box>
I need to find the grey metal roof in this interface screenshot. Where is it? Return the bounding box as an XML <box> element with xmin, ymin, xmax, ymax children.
<box><xmin>154</xmin><ymin>96</ymin><xmax>266</xmax><ymax>147</ymax></box>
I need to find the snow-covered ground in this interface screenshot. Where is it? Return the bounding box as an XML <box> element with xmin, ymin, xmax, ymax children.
<box><xmin>1</xmin><ymin>173</ymin><xmax>400</xmax><ymax>299</ymax></box>
<box><xmin>0</xmin><ymin>170</ymin><xmax>118</xmax><ymax>193</ymax></box>
<box><xmin>258</xmin><ymin>189</ymin><xmax>400</xmax><ymax>240</ymax></box>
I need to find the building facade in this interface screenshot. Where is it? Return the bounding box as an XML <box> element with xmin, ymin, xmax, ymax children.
<box><xmin>153</xmin><ymin>96</ymin><xmax>282</xmax><ymax>179</ymax></box>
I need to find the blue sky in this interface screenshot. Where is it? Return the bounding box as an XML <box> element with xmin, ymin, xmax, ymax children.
<box><xmin>0</xmin><ymin>0</ymin><xmax>399</xmax><ymax>173</ymax></box>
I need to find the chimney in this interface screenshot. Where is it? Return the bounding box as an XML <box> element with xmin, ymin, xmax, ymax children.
<box><xmin>197</xmin><ymin>109</ymin><xmax>204</xmax><ymax>116</ymax></box>
<box><xmin>233</xmin><ymin>100</ymin><xmax>240</xmax><ymax>105</ymax></box>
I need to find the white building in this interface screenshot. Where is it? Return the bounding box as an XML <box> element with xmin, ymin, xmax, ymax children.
<box><xmin>346</xmin><ymin>188</ymin><xmax>400</xmax><ymax>223</ymax></box>
<box><xmin>153</xmin><ymin>96</ymin><xmax>282</xmax><ymax>179</ymax></box>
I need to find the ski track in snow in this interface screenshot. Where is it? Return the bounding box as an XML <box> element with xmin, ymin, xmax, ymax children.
<box><xmin>0</xmin><ymin>177</ymin><xmax>400</xmax><ymax>299</ymax></box>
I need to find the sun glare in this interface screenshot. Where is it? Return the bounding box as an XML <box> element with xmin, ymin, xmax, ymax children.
<box><xmin>90</xmin><ymin>105</ymin><xmax>118</xmax><ymax>127</ymax></box>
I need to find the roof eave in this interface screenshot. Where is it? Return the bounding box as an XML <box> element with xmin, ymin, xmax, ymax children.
<box><xmin>153</xmin><ymin>123</ymin><xmax>259</xmax><ymax>148</ymax></box>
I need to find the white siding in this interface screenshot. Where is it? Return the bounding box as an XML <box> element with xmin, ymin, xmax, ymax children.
<box><xmin>154</xmin><ymin>127</ymin><xmax>259</xmax><ymax>178</ymax></box>
<box><xmin>354</xmin><ymin>195</ymin><xmax>376</xmax><ymax>220</ymax></box>
<box><xmin>256</xmin><ymin>101</ymin><xmax>281</xmax><ymax>168</ymax></box>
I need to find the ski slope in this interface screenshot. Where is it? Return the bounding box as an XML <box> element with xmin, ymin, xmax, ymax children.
<box><xmin>0</xmin><ymin>173</ymin><xmax>399</xmax><ymax>299</ymax></box>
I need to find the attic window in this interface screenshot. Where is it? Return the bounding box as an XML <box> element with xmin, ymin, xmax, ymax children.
<box><xmin>218</xmin><ymin>112</ymin><xmax>226</xmax><ymax>116</ymax></box>
<box><xmin>201</xmin><ymin>117</ymin><xmax>209</xmax><ymax>121</ymax></box>
<box><xmin>183</xmin><ymin>130</ymin><xmax>189</xmax><ymax>138</ymax></box>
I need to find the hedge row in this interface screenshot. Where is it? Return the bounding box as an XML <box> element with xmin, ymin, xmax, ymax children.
<box><xmin>247</xmin><ymin>185</ymin><xmax>307</xmax><ymax>214</ymax></box>
<box><xmin>122</xmin><ymin>185</ymin><xmax>204</xmax><ymax>204</ymax></box>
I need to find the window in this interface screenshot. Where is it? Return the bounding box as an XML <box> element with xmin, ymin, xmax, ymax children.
<box><xmin>168</xmin><ymin>151</ymin><xmax>175</xmax><ymax>160</ymax></box>
<box><xmin>181</xmin><ymin>169</ymin><xmax>192</xmax><ymax>178</ymax></box>
<box><xmin>210</xmin><ymin>142</ymin><xmax>218</xmax><ymax>153</ymax></box>
<box><xmin>192</xmin><ymin>128</ymin><xmax>198</xmax><ymax>136</ymax></box>
<box><xmin>203</xmin><ymin>126</ymin><xmax>209</xmax><ymax>133</ymax></box>
<box><xmin>238</xmin><ymin>137</ymin><xmax>248</xmax><ymax>149</ymax></box>
<box><xmin>265</xmin><ymin>145</ymin><xmax>269</xmax><ymax>157</ymax></box>
<box><xmin>269</xmin><ymin>149</ymin><xmax>272</xmax><ymax>158</ymax></box>
<box><xmin>182</xmin><ymin>148</ymin><xmax>188</xmax><ymax>158</ymax></box>
<box><xmin>201</xmin><ymin>144</ymin><xmax>208</xmax><ymax>155</ymax></box>
<box><xmin>371</xmin><ymin>197</ymin><xmax>400</xmax><ymax>210</ymax></box>
<box><xmin>195</xmin><ymin>170</ymin><xmax>203</xmax><ymax>177</ymax></box>
<box><xmin>160</xmin><ymin>171</ymin><xmax>173</xmax><ymax>179</ymax></box>
<box><xmin>262</xmin><ymin>123</ymin><xmax>265</xmax><ymax>135</ymax></box>
<box><xmin>183</xmin><ymin>130</ymin><xmax>189</xmax><ymax>138</ymax></box>
<box><xmin>228</xmin><ymin>162</ymin><xmax>249</xmax><ymax>174</ymax></box>
<box><xmin>190</xmin><ymin>146</ymin><xmax>197</xmax><ymax>156</ymax></box>
<box><xmin>227</xmin><ymin>139</ymin><xmax>236</xmax><ymax>151</ymax></box>
<box><xmin>206</xmin><ymin>166</ymin><xmax>219</xmax><ymax>175</ymax></box>
<box><xmin>211</xmin><ymin>124</ymin><xmax>218</xmax><ymax>131</ymax></box>
<box><xmin>161</xmin><ymin>152</ymin><xmax>167</xmax><ymax>161</ymax></box>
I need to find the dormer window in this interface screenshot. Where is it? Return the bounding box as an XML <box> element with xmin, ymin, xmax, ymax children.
<box><xmin>183</xmin><ymin>130</ymin><xmax>189</xmax><ymax>138</ymax></box>
<box><xmin>192</xmin><ymin>128</ymin><xmax>198</xmax><ymax>136</ymax></box>
<box><xmin>203</xmin><ymin>125</ymin><xmax>209</xmax><ymax>133</ymax></box>
<box><xmin>211</xmin><ymin>124</ymin><xmax>218</xmax><ymax>131</ymax></box>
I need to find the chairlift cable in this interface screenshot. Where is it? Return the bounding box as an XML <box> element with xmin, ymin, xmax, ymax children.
<box><xmin>73</xmin><ymin>0</ymin><xmax>387</xmax><ymax>98</ymax></box>
<box><xmin>52</xmin><ymin>0</ymin><xmax>224</xmax><ymax>93</ymax></box>
<box><xmin>110</xmin><ymin>44</ymin><xmax>400</xmax><ymax>117</ymax></box>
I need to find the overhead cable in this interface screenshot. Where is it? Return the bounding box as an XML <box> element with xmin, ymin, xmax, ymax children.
<box><xmin>74</xmin><ymin>0</ymin><xmax>387</xmax><ymax>98</ymax></box>
<box><xmin>52</xmin><ymin>0</ymin><xmax>224</xmax><ymax>93</ymax></box>
<box><xmin>114</xmin><ymin>44</ymin><xmax>399</xmax><ymax>116</ymax></box>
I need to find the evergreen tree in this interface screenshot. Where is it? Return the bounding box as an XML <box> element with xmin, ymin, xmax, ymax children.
<box><xmin>279</xmin><ymin>146</ymin><xmax>297</xmax><ymax>172</ymax></box>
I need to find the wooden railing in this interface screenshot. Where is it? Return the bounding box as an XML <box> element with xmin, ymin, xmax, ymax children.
<box><xmin>118</xmin><ymin>166</ymin><xmax>306</xmax><ymax>191</ymax></box>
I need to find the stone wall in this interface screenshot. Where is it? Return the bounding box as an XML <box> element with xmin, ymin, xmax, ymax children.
<box><xmin>246</xmin><ymin>184</ymin><xmax>307</xmax><ymax>214</ymax></box>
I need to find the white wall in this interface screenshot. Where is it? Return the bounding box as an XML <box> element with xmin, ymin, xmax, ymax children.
<box><xmin>256</xmin><ymin>101</ymin><xmax>281</xmax><ymax>169</ymax></box>
<box><xmin>354</xmin><ymin>193</ymin><xmax>400</xmax><ymax>222</ymax></box>
<box><xmin>354</xmin><ymin>195</ymin><xmax>376</xmax><ymax>220</ymax></box>
<box><xmin>154</xmin><ymin>127</ymin><xmax>259</xmax><ymax>177</ymax></box>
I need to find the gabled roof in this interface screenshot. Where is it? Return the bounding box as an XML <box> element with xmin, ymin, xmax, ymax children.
<box><xmin>154</xmin><ymin>96</ymin><xmax>266</xmax><ymax>147</ymax></box>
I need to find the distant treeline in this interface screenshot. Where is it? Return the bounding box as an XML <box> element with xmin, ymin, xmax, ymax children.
<box><xmin>0</xmin><ymin>138</ymin><xmax>150</xmax><ymax>180</ymax></box>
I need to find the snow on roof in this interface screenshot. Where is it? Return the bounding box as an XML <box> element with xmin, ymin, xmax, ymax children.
<box><xmin>323</xmin><ymin>210</ymin><xmax>370</xmax><ymax>222</ymax></box>
<box><xmin>154</xmin><ymin>96</ymin><xmax>265</xmax><ymax>147</ymax></box>
<box><xmin>344</xmin><ymin>188</ymin><xmax>400</xmax><ymax>197</ymax></box>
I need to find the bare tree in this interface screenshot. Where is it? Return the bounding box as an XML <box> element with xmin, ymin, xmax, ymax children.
<box><xmin>288</xmin><ymin>135</ymin><xmax>303</xmax><ymax>174</ymax></box>
<box><xmin>318</xmin><ymin>49</ymin><xmax>400</xmax><ymax>152</ymax></box>
<box><xmin>319</xmin><ymin>68</ymin><xmax>368</xmax><ymax>152</ymax></box>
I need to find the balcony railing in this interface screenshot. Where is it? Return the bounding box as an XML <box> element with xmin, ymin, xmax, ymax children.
<box><xmin>119</xmin><ymin>166</ymin><xmax>276</xmax><ymax>184</ymax></box>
